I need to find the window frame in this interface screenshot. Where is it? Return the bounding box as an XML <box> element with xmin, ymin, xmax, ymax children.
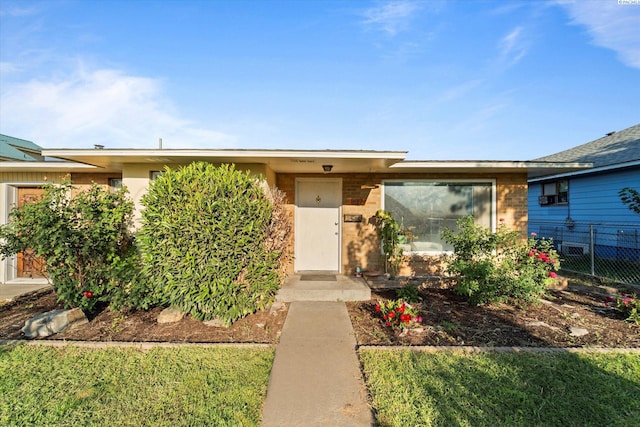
<box><xmin>381</xmin><ymin>178</ymin><xmax>496</xmax><ymax>254</ymax></box>
<box><xmin>540</xmin><ymin>179</ymin><xmax>568</xmax><ymax>206</ymax></box>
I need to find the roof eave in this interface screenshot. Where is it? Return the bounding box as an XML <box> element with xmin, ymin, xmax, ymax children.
<box><xmin>528</xmin><ymin>159</ymin><xmax>640</xmax><ymax>182</ymax></box>
<box><xmin>0</xmin><ymin>162</ymin><xmax>99</xmax><ymax>172</ymax></box>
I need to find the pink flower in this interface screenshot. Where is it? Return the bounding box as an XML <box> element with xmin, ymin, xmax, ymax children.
<box><xmin>531</xmin><ymin>232</ymin><xmax>537</xmax><ymax>237</ymax></box>
<box><xmin>548</xmin><ymin>271</ymin><xmax>558</xmax><ymax>279</ymax></box>
<box><xmin>415</xmin><ymin>316</ymin><xmax>423</xmax><ymax>323</ymax></box>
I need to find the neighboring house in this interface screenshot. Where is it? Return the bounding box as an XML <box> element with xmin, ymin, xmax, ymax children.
<box><xmin>1</xmin><ymin>141</ymin><xmax>588</xmax><ymax>287</ymax></box>
<box><xmin>0</xmin><ymin>134</ymin><xmax>44</xmax><ymax>162</ymax></box>
<box><xmin>528</xmin><ymin>123</ymin><xmax>640</xmax><ymax>278</ymax></box>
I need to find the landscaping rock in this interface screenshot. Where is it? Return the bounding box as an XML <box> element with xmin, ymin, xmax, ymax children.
<box><xmin>157</xmin><ymin>307</ymin><xmax>185</xmax><ymax>324</ymax></box>
<box><xmin>22</xmin><ymin>308</ymin><xmax>88</xmax><ymax>338</ymax></box>
<box><xmin>569</xmin><ymin>327</ymin><xmax>589</xmax><ymax>337</ymax></box>
<box><xmin>270</xmin><ymin>301</ymin><xmax>286</xmax><ymax>315</ymax></box>
<box><xmin>203</xmin><ymin>317</ymin><xmax>229</xmax><ymax>328</ymax></box>
<box><xmin>526</xmin><ymin>321</ymin><xmax>560</xmax><ymax>331</ymax></box>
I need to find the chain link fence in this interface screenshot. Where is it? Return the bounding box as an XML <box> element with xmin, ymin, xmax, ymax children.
<box><xmin>529</xmin><ymin>220</ymin><xmax>640</xmax><ymax>286</ymax></box>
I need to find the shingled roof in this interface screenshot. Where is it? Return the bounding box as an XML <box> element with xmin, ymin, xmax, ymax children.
<box><xmin>534</xmin><ymin>123</ymin><xmax>640</xmax><ymax>168</ymax></box>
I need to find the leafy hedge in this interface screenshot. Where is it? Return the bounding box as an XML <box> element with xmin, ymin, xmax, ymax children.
<box><xmin>0</xmin><ymin>182</ymin><xmax>138</xmax><ymax>314</ymax></box>
<box><xmin>136</xmin><ymin>162</ymin><xmax>281</xmax><ymax>325</ymax></box>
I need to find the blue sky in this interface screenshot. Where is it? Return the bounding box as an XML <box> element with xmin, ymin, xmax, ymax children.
<box><xmin>1</xmin><ymin>0</ymin><xmax>639</xmax><ymax>160</ymax></box>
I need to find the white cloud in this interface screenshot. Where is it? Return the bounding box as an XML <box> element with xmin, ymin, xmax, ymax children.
<box><xmin>361</xmin><ymin>1</ymin><xmax>422</xmax><ymax>36</ymax></box>
<box><xmin>0</xmin><ymin>64</ymin><xmax>235</xmax><ymax>148</ymax></box>
<box><xmin>556</xmin><ymin>0</ymin><xmax>640</xmax><ymax>69</ymax></box>
<box><xmin>0</xmin><ymin>4</ymin><xmax>40</xmax><ymax>17</ymax></box>
<box><xmin>499</xmin><ymin>26</ymin><xmax>528</xmax><ymax>65</ymax></box>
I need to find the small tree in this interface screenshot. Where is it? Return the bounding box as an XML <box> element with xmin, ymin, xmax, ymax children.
<box><xmin>619</xmin><ymin>187</ymin><xmax>640</xmax><ymax>215</ymax></box>
<box><xmin>0</xmin><ymin>181</ymin><xmax>138</xmax><ymax>314</ymax></box>
<box><xmin>373</xmin><ymin>210</ymin><xmax>405</xmax><ymax>276</ymax></box>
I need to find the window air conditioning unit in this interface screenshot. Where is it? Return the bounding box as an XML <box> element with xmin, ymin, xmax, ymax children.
<box><xmin>560</xmin><ymin>242</ymin><xmax>589</xmax><ymax>256</ymax></box>
<box><xmin>538</xmin><ymin>195</ymin><xmax>553</xmax><ymax>205</ymax></box>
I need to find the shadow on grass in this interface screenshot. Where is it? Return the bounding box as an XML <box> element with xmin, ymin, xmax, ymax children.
<box><xmin>359</xmin><ymin>349</ymin><xmax>640</xmax><ymax>427</ymax></box>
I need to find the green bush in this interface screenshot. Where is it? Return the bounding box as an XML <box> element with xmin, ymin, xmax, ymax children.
<box><xmin>396</xmin><ymin>283</ymin><xmax>421</xmax><ymax>303</ymax></box>
<box><xmin>136</xmin><ymin>162</ymin><xmax>281</xmax><ymax>325</ymax></box>
<box><xmin>442</xmin><ymin>216</ymin><xmax>560</xmax><ymax>306</ymax></box>
<box><xmin>0</xmin><ymin>181</ymin><xmax>138</xmax><ymax>314</ymax></box>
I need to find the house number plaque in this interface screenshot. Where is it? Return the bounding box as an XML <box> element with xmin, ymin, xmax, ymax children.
<box><xmin>343</xmin><ymin>214</ymin><xmax>363</xmax><ymax>223</ymax></box>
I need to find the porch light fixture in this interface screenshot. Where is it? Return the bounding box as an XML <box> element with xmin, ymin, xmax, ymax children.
<box><xmin>322</xmin><ymin>165</ymin><xmax>333</xmax><ymax>173</ymax></box>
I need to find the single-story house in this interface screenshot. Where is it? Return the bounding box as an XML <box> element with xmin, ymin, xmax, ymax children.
<box><xmin>528</xmin><ymin>123</ymin><xmax>640</xmax><ymax>266</ymax></box>
<box><xmin>1</xmin><ymin>138</ymin><xmax>591</xmax><ymax>288</ymax></box>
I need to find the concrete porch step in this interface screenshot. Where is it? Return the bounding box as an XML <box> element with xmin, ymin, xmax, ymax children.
<box><xmin>276</xmin><ymin>274</ymin><xmax>371</xmax><ymax>302</ymax></box>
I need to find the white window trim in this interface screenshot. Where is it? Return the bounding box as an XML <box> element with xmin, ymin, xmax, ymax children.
<box><xmin>381</xmin><ymin>179</ymin><xmax>497</xmax><ymax>255</ymax></box>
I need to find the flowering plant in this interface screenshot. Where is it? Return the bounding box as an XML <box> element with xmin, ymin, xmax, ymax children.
<box><xmin>442</xmin><ymin>216</ymin><xmax>561</xmax><ymax>306</ymax></box>
<box><xmin>375</xmin><ymin>299</ymin><xmax>423</xmax><ymax>329</ymax></box>
<box><xmin>608</xmin><ymin>293</ymin><xmax>640</xmax><ymax>324</ymax></box>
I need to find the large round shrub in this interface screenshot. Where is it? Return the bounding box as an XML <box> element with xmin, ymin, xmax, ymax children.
<box><xmin>137</xmin><ymin>162</ymin><xmax>280</xmax><ymax>325</ymax></box>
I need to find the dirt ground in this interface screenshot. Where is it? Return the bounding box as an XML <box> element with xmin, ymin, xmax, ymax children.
<box><xmin>1</xmin><ymin>280</ymin><xmax>638</xmax><ymax>348</ymax></box>
<box><xmin>0</xmin><ymin>290</ymin><xmax>288</xmax><ymax>344</ymax></box>
<box><xmin>348</xmin><ymin>282</ymin><xmax>640</xmax><ymax>348</ymax></box>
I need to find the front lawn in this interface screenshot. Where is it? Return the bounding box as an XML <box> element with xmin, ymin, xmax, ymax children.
<box><xmin>360</xmin><ymin>349</ymin><xmax>640</xmax><ymax>426</ymax></box>
<box><xmin>0</xmin><ymin>344</ymin><xmax>274</xmax><ymax>426</ymax></box>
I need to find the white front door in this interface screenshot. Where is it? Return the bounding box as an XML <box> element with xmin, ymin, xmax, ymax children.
<box><xmin>295</xmin><ymin>178</ymin><xmax>341</xmax><ymax>272</ymax></box>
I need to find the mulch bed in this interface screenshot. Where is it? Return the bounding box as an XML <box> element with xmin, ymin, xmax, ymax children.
<box><xmin>347</xmin><ymin>283</ymin><xmax>640</xmax><ymax>348</ymax></box>
<box><xmin>0</xmin><ymin>289</ymin><xmax>287</xmax><ymax>344</ymax></box>
<box><xmin>2</xmin><ymin>281</ymin><xmax>639</xmax><ymax>348</ymax></box>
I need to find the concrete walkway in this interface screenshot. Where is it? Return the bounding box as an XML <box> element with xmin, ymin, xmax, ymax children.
<box><xmin>0</xmin><ymin>282</ymin><xmax>51</xmax><ymax>303</ymax></box>
<box><xmin>261</xmin><ymin>301</ymin><xmax>373</xmax><ymax>426</ymax></box>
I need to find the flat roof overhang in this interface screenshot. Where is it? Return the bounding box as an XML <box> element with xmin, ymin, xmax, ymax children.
<box><xmin>391</xmin><ymin>160</ymin><xmax>594</xmax><ymax>177</ymax></box>
<box><xmin>41</xmin><ymin>149</ymin><xmax>408</xmax><ymax>174</ymax></box>
<box><xmin>37</xmin><ymin>149</ymin><xmax>593</xmax><ymax>176</ymax></box>
<box><xmin>0</xmin><ymin>161</ymin><xmax>98</xmax><ymax>172</ymax></box>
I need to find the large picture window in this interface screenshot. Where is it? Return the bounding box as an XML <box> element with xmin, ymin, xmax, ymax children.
<box><xmin>383</xmin><ymin>180</ymin><xmax>494</xmax><ymax>253</ymax></box>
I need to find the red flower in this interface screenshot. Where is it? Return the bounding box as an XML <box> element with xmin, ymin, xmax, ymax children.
<box><xmin>375</xmin><ymin>304</ymin><xmax>381</xmax><ymax>312</ymax></box>
<box><xmin>388</xmin><ymin>311</ymin><xmax>395</xmax><ymax>319</ymax></box>
<box><xmin>83</xmin><ymin>291</ymin><xmax>93</xmax><ymax>298</ymax></box>
<box><xmin>383</xmin><ymin>315</ymin><xmax>388</xmax><ymax>320</ymax></box>
<box><xmin>548</xmin><ymin>271</ymin><xmax>558</xmax><ymax>279</ymax></box>
<box><xmin>398</xmin><ymin>304</ymin><xmax>405</xmax><ymax>313</ymax></box>
<box><xmin>386</xmin><ymin>321</ymin><xmax>391</xmax><ymax>327</ymax></box>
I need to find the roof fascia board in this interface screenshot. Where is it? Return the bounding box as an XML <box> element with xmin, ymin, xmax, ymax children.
<box><xmin>391</xmin><ymin>161</ymin><xmax>592</xmax><ymax>169</ymax></box>
<box><xmin>0</xmin><ymin>162</ymin><xmax>98</xmax><ymax>171</ymax></box>
<box><xmin>528</xmin><ymin>160</ymin><xmax>640</xmax><ymax>183</ymax></box>
<box><xmin>42</xmin><ymin>149</ymin><xmax>408</xmax><ymax>160</ymax></box>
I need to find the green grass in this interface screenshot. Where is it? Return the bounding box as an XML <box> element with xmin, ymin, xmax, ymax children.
<box><xmin>360</xmin><ymin>349</ymin><xmax>640</xmax><ymax>427</ymax></box>
<box><xmin>0</xmin><ymin>344</ymin><xmax>274</xmax><ymax>426</ymax></box>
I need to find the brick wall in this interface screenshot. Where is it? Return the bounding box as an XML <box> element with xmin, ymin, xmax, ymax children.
<box><xmin>277</xmin><ymin>172</ymin><xmax>529</xmax><ymax>276</ymax></box>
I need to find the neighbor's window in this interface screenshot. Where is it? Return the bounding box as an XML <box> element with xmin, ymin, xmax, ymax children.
<box><xmin>539</xmin><ymin>180</ymin><xmax>568</xmax><ymax>206</ymax></box>
<box><xmin>108</xmin><ymin>178</ymin><xmax>122</xmax><ymax>190</ymax></box>
<box><xmin>150</xmin><ymin>170</ymin><xmax>164</xmax><ymax>181</ymax></box>
<box><xmin>383</xmin><ymin>181</ymin><xmax>494</xmax><ymax>253</ymax></box>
